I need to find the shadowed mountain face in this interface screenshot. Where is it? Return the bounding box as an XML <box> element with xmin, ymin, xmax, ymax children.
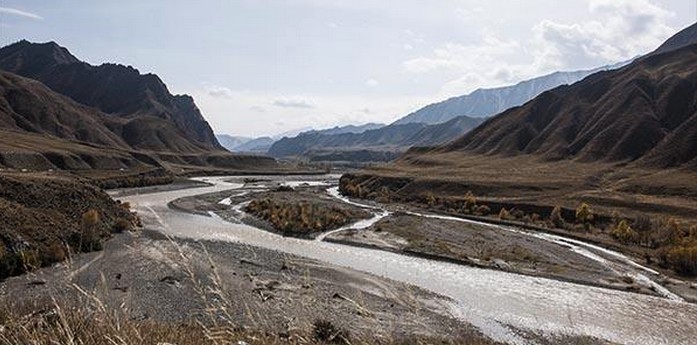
<box><xmin>0</xmin><ymin>40</ymin><xmax>222</xmax><ymax>151</ymax></box>
<box><xmin>652</xmin><ymin>22</ymin><xmax>697</xmax><ymax>56</ymax></box>
<box><xmin>436</xmin><ymin>44</ymin><xmax>697</xmax><ymax>168</ymax></box>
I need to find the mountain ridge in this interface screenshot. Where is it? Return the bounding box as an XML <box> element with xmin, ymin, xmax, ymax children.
<box><xmin>393</xmin><ymin>61</ymin><xmax>629</xmax><ymax>126</ymax></box>
<box><xmin>0</xmin><ymin>40</ymin><xmax>222</xmax><ymax>152</ymax></box>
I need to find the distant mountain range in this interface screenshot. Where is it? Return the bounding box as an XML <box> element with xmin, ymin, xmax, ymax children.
<box><xmin>266</xmin><ymin>62</ymin><xmax>631</xmax><ymax>162</ymax></box>
<box><xmin>217</xmin><ymin>123</ymin><xmax>385</xmax><ymax>154</ymax></box>
<box><xmin>393</xmin><ymin>61</ymin><xmax>629</xmax><ymax>126</ymax></box>
<box><xmin>0</xmin><ymin>40</ymin><xmax>277</xmax><ymax>170</ymax></box>
<box><xmin>424</xmin><ymin>22</ymin><xmax>697</xmax><ymax>169</ymax></box>
<box><xmin>267</xmin><ymin>115</ymin><xmax>483</xmax><ymax>159</ymax></box>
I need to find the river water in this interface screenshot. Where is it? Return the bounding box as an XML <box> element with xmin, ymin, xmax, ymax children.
<box><xmin>124</xmin><ymin>175</ymin><xmax>697</xmax><ymax>345</ymax></box>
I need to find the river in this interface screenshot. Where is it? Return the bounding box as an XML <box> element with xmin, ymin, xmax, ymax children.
<box><xmin>124</xmin><ymin>175</ymin><xmax>697</xmax><ymax>345</ymax></box>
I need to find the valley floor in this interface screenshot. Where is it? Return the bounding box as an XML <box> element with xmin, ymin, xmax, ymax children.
<box><xmin>3</xmin><ymin>174</ymin><xmax>695</xmax><ymax>344</ymax></box>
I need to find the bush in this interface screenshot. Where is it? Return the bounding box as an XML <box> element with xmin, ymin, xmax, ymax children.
<box><xmin>666</xmin><ymin>244</ymin><xmax>697</xmax><ymax>276</ymax></box>
<box><xmin>474</xmin><ymin>205</ymin><xmax>490</xmax><ymax>216</ymax></box>
<box><xmin>79</xmin><ymin>209</ymin><xmax>103</xmax><ymax>252</ymax></box>
<box><xmin>498</xmin><ymin>208</ymin><xmax>512</xmax><ymax>220</ymax></box>
<box><xmin>313</xmin><ymin>319</ymin><xmax>349</xmax><ymax>343</ymax></box>
<box><xmin>463</xmin><ymin>191</ymin><xmax>476</xmax><ymax>211</ymax></box>
<box><xmin>611</xmin><ymin>220</ymin><xmax>637</xmax><ymax>244</ymax></box>
<box><xmin>550</xmin><ymin>206</ymin><xmax>565</xmax><ymax>228</ymax></box>
<box><xmin>245</xmin><ymin>199</ymin><xmax>366</xmax><ymax>236</ymax></box>
<box><xmin>112</xmin><ymin>218</ymin><xmax>132</xmax><ymax>233</ymax></box>
<box><xmin>575</xmin><ymin>203</ymin><xmax>593</xmax><ymax>231</ymax></box>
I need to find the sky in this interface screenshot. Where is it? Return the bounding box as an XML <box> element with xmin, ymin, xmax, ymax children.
<box><xmin>0</xmin><ymin>0</ymin><xmax>695</xmax><ymax>137</ymax></box>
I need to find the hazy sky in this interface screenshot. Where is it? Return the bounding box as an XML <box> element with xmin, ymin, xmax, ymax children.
<box><xmin>0</xmin><ymin>0</ymin><xmax>694</xmax><ymax>137</ymax></box>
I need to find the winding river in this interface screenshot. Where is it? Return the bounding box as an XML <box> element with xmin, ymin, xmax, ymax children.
<box><xmin>124</xmin><ymin>175</ymin><xmax>697</xmax><ymax>345</ymax></box>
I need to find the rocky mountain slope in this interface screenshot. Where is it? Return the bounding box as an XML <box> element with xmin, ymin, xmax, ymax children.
<box><xmin>393</xmin><ymin>62</ymin><xmax>627</xmax><ymax>126</ymax></box>
<box><xmin>0</xmin><ymin>40</ymin><xmax>221</xmax><ymax>152</ymax></box>
<box><xmin>436</xmin><ymin>43</ymin><xmax>696</xmax><ymax>168</ymax></box>
<box><xmin>652</xmin><ymin>22</ymin><xmax>697</xmax><ymax>56</ymax></box>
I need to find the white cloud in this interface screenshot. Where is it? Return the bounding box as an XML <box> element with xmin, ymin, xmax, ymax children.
<box><xmin>0</xmin><ymin>7</ymin><xmax>42</xmax><ymax>20</ymax></box>
<box><xmin>189</xmin><ymin>88</ymin><xmax>431</xmax><ymax>137</ymax></box>
<box><xmin>365</xmin><ymin>78</ymin><xmax>379</xmax><ymax>87</ymax></box>
<box><xmin>206</xmin><ymin>85</ymin><xmax>234</xmax><ymax>98</ymax></box>
<box><xmin>533</xmin><ymin>0</ymin><xmax>674</xmax><ymax>70</ymax></box>
<box><xmin>272</xmin><ymin>98</ymin><xmax>315</xmax><ymax>109</ymax></box>
<box><xmin>403</xmin><ymin>0</ymin><xmax>677</xmax><ymax>96</ymax></box>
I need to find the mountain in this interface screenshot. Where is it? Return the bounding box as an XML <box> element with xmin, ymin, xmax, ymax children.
<box><xmin>216</xmin><ymin>134</ymin><xmax>252</xmax><ymax>151</ymax></box>
<box><xmin>234</xmin><ymin>137</ymin><xmax>276</xmax><ymax>153</ymax></box>
<box><xmin>432</xmin><ymin>43</ymin><xmax>696</xmax><ymax>168</ymax></box>
<box><xmin>0</xmin><ymin>40</ymin><xmax>222</xmax><ymax>152</ymax></box>
<box><xmin>304</xmin><ymin>123</ymin><xmax>385</xmax><ymax>136</ymax></box>
<box><xmin>267</xmin><ymin>116</ymin><xmax>483</xmax><ymax>160</ymax></box>
<box><xmin>393</xmin><ymin>62</ymin><xmax>628</xmax><ymax>126</ymax></box>
<box><xmin>652</xmin><ymin>22</ymin><xmax>697</xmax><ymax>56</ymax></box>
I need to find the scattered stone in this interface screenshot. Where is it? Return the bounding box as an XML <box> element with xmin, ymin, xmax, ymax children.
<box><xmin>160</xmin><ymin>276</ymin><xmax>181</xmax><ymax>286</ymax></box>
<box><xmin>240</xmin><ymin>258</ymin><xmax>263</xmax><ymax>267</ymax></box>
<box><xmin>28</xmin><ymin>280</ymin><xmax>46</xmax><ymax>286</ymax></box>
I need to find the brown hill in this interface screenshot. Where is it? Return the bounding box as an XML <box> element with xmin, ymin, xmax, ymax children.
<box><xmin>436</xmin><ymin>44</ymin><xmax>696</xmax><ymax>168</ymax></box>
<box><xmin>0</xmin><ymin>70</ymin><xmax>277</xmax><ymax>171</ymax></box>
<box><xmin>0</xmin><ymin>40</ymin><xmax>221</xmax><ymax>152</ymax></box>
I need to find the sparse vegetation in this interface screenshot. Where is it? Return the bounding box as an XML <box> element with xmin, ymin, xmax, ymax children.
<box><xmin>550</xmin><ymin>206</ymin><xmax>565</xmax><ymax>228</ymax></box>
<box><xmin>575</xmin><ymin>203</ymin><xmax>594</xmax><ymax>232</ymax></box>
<box><xmin>0</xmin><ymin>174</ymin><xmax>137</xmax><ymax>279</ymax></box>
<box><xmin>245</xmin><ymin>198</ymin><xmax>369</xmax><ymax>237</ymax></box>
<box><xmin>611</xmin><ymin>220</ymin><xmax>636</xmax><ymax>244</ymax></box>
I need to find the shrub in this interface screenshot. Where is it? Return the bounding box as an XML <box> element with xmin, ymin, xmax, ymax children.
<box><xmin>463</xmin><ymin>191</ymin><xmax>476</xmax><ymax>211</ymax></box>
<box><xmin>313</xmin><ymin>319</ymin><xmax>349</xmax><ymax>343</ymax></box>
<box><xmin>511</xmin><ymin>209</ymin><xmax>525</xmax><ymax>220</ymax></box>
<box><xmin>44</xmin><ymin>242</ymin><xmax>67</xmax><ymax>264</ymax></box>
<box><xmin>611</xmin><ymin>220</ymin><xmax>637</xmax><ymax>244</ymax></box>
<box><xmin>474</xmin><ymin>205</ymin><xmax>490</xmax><ymax>216</ymax></box>
<box><xmin>498</xmin><ymin>208</ymin><xmax>512</xmax><ymax>220</ymax></box>
<box><xmin>80</xmin><ymin>209</ymin><xmax>102</xmax><ymax>252</ymax></box>
<box><xmin>274</xmin><ymin>185</ymin><xmax>295</xmax><ymax>192</ymax></box>
<box><xmin>18</xmin><ymin>249</ymin><xmax>40</xmax><ymax>272</ymax></box>
<box><xmin>425</xmin><ymin>192</ymin><xmax>437</xmax><ymax>207</ymax></box>
<box><xmin>666</xmin><ymin>244</ymin><xmax>697</xmax><ymax>276</ymax></box>
<box><xmin>575</xmin><ymin>203</ymin><xmax>593</xmax><ymax>231</ymax></box>
<box><xmin>550</xmin><ymin>206</ymin><xmax>565</xmax><ymax>228</ymax></box>
<box><xmin>112</xmin><ymin>218</ymin><xmax>132</xmax><ymax>233</ymax></box>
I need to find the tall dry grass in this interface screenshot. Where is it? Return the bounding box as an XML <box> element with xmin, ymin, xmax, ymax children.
<box><xmin>0</xmin><ymin>234</ymin><xmax>498</xmax><ymax>345</ymax></box>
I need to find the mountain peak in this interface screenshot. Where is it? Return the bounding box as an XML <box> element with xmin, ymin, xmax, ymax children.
<box><xmin>0</xmin><ymin>40</ymin><xmax>80</xmax><ymax>67</ymax></box>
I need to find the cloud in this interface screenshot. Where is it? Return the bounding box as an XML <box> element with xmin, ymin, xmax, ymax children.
<box><xmin>533</xmin><ymin>0</ymin><xmax>674</xmax><ymax>70</ymax></box>
<box><xmin>365</xmin><ymin>78</ymin><xmax>379</xmax><ymax>87</ymax></box>
<box><xmin>0</xmin><ymin>7</ymin><xmax>42</xmax><ymax>20</ymax></box>
<box><xmin>403</xmin><ymin>0</ymin><xmax>676</xmax><ymax>96</ymax></box>
<box><xmin>272</xmin><ymin>98</ymin><xmax>315</xmax><ymax>109</ymax></box>
<box><xmin>206</xmin><ymin>85</ymin><xmax>234</xmax><ymax>98</ymax></box>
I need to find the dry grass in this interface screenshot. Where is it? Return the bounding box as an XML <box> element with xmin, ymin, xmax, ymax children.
<box><xmin>0</xmin><ymin>235</ymin><xmax>500</xmax><ymax>345</ymax></box>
